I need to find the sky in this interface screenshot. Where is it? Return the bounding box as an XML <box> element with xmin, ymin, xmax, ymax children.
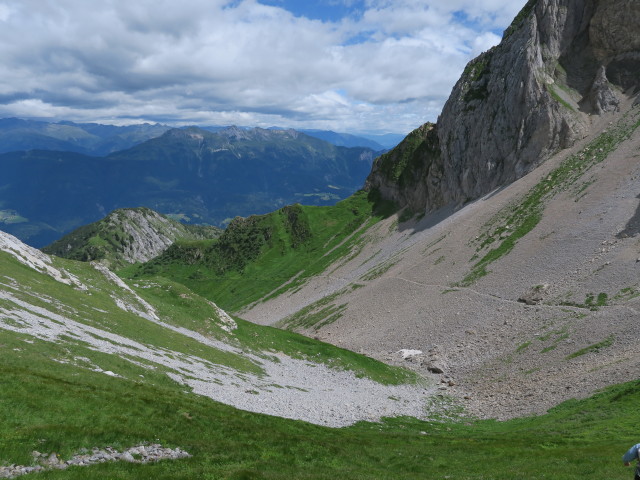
<box><xmin>0</xmin><ymin>0</ymin><xmax>527</xmax><ymax>135</ymax></box>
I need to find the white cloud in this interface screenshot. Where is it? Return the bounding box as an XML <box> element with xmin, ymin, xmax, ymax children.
<box><xmin>0</xmin><ymin>3</ymin><xmax>12</xmax><ymax>21</ymax></box>
<box><xmin>0</xmin><ymin>0</ymin><xmax>527</xmax><ymax>134</ymax></box>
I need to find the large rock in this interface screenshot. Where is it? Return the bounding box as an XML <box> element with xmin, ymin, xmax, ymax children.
<box><xmin>366</xmin><ymin>0</ymin><xmax>640</xmax><ymax>214</ymax></box>
<box><xmin>586</xmin><ymin>66</ymin><xmax>620</xmax><ymax>114</ymax></box>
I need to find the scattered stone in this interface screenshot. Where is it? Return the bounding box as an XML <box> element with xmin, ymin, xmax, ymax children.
<box><xmin>0</xmin><ymin>444</ymin><xmax>191</xmax><ymax>479</ymax></box>
<box><xmin>518</xmin><ymin>284</ymin><xmax>549</xmax><ymax>305</ymax></box>
<box><xmin>397</xmin><ymin>349</ymin><xmax>423</xmax><ymax>360</ymax></box>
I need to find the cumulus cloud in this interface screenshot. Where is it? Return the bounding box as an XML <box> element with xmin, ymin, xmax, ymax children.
<box><xmin>0</xmin><ymin>0</ymin><xmax>527</xmax><ymax>134</ymax></box>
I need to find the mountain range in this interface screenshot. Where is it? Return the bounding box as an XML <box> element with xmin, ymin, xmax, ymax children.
<box><xmin>0</xmin><ymin>117</ymin><xmax>393</xmax><ymax>155</ymax></box>
<box><xmin>0</xmin><ymin>126</ymin><xmax>379</xmax><ymax>247</ymax></box>
<box><xmin>0</xmin><ymin>117</ymin><xmax>172</xmax><ymax>156</ymax></box>
<box><xmin>1</xmin><ymin>0</ymin><xmax>640</xmax><ymax>478</ymax></box>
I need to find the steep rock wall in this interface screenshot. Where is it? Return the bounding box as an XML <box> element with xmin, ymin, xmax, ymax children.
<box><xmin>366</xmin><ymin>0</ymin><xmax>640</xmax><ymax>213</ymax></box>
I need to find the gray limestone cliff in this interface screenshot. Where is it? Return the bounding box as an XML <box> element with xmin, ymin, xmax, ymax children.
<box><xmin>366</xmin><ymin>0</ymin><xmax>640</xmax><ymax>214</ymax></box>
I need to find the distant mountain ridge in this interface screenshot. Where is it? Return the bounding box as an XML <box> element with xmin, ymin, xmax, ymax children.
<box><xmin>0</xmin><ymin>118</ymin><xmax>172</xmax><ymax>156</ymax></box>
<box><xmin>297</xmin><ymin>129</ymin><xmax>390</xmax><ymax>150</ymax></box>
<box><xmin>0</xmin><ymin>117</ymin><xmax>401</xmax><ymax>155</ymax></box>
<box><xmin>202</xmin><ymin>126</ymin><xmax>395</xmax><ymax>150</ymax></box>
<box><xmin>0</xmin><ymin>126</ymin><xmax>379</xmax><ymax>247</ymax></box>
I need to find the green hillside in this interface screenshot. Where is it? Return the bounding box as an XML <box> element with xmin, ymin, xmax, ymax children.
<box><xmin>4</xmin><ymin>338</ymin><xmax>639</xmax><ymax>479</ymax></box>
<box><xmin>1</xmin><ymin>232</ymin><xmax>638</xmax><ymax>479</ymax></box>
<box><xmin>122</xmin><ymin>191</ymin><xmax>392</xmax><ymax>312</ymax></box>
<box><xmin>42</xmin><ymin>207</ymin><xmax>221</xmax><ymax>268</ymax></box>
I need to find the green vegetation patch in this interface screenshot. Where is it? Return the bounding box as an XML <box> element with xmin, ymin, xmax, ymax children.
<box><xmin>546</xmin><ymin>83</ymin><xmax>576</xmax><ymax>112</ymax></box>
<box><xmin>462</xmin><ymin>50</ymin><xmax>493</xmax><ymax>105</ymax></box>
<box><xmin>614</xmin><ymin>287</ymin><xmax>640</xmax><ymax>301</ymax></box>
<box><xmin>503</xmin><ymin>0</ymin><xmax>538</xmax><ymax>39</ymax></box>
<box><xmin>279</xmin><ymin>286</ymin><xmax>357</xmax><ymax>332</ymax></box>
<box><xmin>559</xmin><ymin>292</ymin><xmax>609</xmax><ymax>311</ymax></box>
<box><xmin>566</xmin><ymin>335</ymin><xmax>615</xmax><ymax>360</ymax></box>
<box><xmin>372</xmin><ymin>123</ymin><xmax>440</xmax><ymax>187</ymax></box>
<box><xmin>360</xmin><ymin>258</ymin><xmax>399</xmax><ymax>281</ymax></box>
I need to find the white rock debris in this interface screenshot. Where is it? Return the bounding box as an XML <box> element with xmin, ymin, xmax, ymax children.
<box><xmin>0</xmin><ymin>286</ymin><xmax>434</xmax><ymax>427</ymax></box>
<box><xmin>208</xmin><ymin>299</ymin><xmax>238</xmax><ymax>332</ymax></box>
<box><xmin>0</xmin><ymin>444</ymin><xmax>190</xmax><ymax>478</ymax></box>
<box><xmin>397</xmin><ymin>349</ymin><xmax>423</xmax><ymax>360</ymax></box>
<box><xmin>92</xmin><ymin>262</ymin><xmax>161</xmax><ymax>321</ymax></box>
<box><xmin>0</xmin><ymin>231</ymin><xmax>87</xmax><ymax>290</ymax></box>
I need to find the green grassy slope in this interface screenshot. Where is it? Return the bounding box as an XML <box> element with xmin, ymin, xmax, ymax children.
<box><xmin>122</xmin><ymin>191</ymin><xmax>389</xmax><ymax>312</ymax></box>
<box><xmin>0</xmin><ymin>242</ymin><xmax>414</xmax><ymax>384</ymax></box>
<box><xmin>1</xmin><ymin>324</ymin><xmax>638</xmax><ymax>479</ymax></box>
<box><xmin>1</xmin><ymin>175</ymin><xmax>638</xmax><ymax>480</ymax></box>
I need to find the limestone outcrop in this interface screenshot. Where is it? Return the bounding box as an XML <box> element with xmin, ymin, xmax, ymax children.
<box><xmin>366</xmin><ymin>0</ymin><xmax>640</xmax><ymax>214</ymax></box>
<box><xmin>42</xmin><ymin>207</ymin><xmax>220</xmax><ymax>266</ymax></box>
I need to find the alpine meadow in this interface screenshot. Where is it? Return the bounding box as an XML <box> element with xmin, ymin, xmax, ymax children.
<box><xmin>2</xmin><ymin>0</ymin><xmax>640</xmax><ymax>479</ymax></box>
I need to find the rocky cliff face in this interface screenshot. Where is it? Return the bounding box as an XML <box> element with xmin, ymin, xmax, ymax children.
<box><xmin>366</xmin><ymin>0</ymin><xmax>640</xmax><ymax>213</ymax></box>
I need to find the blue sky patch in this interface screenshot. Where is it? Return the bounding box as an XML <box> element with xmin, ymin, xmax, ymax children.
<box><xmin>258</xmin><ymin>0</ymin><xmax>365</xmax><ymax>22</ymax></box>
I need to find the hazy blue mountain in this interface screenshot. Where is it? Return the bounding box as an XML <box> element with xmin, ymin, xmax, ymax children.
<box><xmin>357</xmin><ymin>133</ymin><xmax>406</xmax><ymax>149</ymax></box>
<box><xmin>297</xmin><ymin>129</ymin><xmax>387</xmax><ymax>150</ymax></box>
<box><xmin>0</xmin><ymin>118</ymin><xmax>171</xmax><ymax>156</ymax></box>
<box><xmin>200</xmin><ymin>125</ymin><xmax>391</xmax><ymax>150</ymax></box>
<box><xmin>0</xmin><ymin>126</ymin><xmax>378</xmax><ymax>247</ymax></box>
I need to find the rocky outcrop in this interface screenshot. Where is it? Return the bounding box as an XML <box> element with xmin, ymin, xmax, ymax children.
<box><xmin>586</xmin><ymin>65</ymin><xmax>620</xmax><ymax>114</ymax></box>
<box><xmin>366</xmin><ymin>0</ymin><xmax>640</xmax><ymax>214</ymax></box>
<box><xmin>0</xmin><ymin>445</ymin><xmax>191</xmax><ymax>479</ymax></box>
<box><xmin>589</xmin><ymin>0</ymin><xmax>640</xmax><ymax>90</ymax></box>
<box><xmin>108</xmin><ymin>209</ymin><xmax>197</xmax><ymax>264</ymax></box>
<box><xmin>365</xmin><ymin>123</ymin><xmax>442</xmax><ymax>213</ymax></box>
<box><xmin>42</xmin><ymin>207</ymin><xmax>220</xmax><ymax>267</ymax></box>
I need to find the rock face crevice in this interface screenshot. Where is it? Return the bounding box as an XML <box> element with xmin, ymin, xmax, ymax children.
<box><xmin>366</xmin><ymin>0</ymin><xmax>640</xmax><ymax>214</ymax></box>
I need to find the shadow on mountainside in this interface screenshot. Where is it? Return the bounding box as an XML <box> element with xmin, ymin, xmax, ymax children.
<box><xmin>397</xmin><ymin>185</ymin><xmax>509</xmax><ymax>234</ymax></box>
<box><xmin>617</xmin><ymin>193</ymin><xmax>640</xmax><ymax>238</ymax></box>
